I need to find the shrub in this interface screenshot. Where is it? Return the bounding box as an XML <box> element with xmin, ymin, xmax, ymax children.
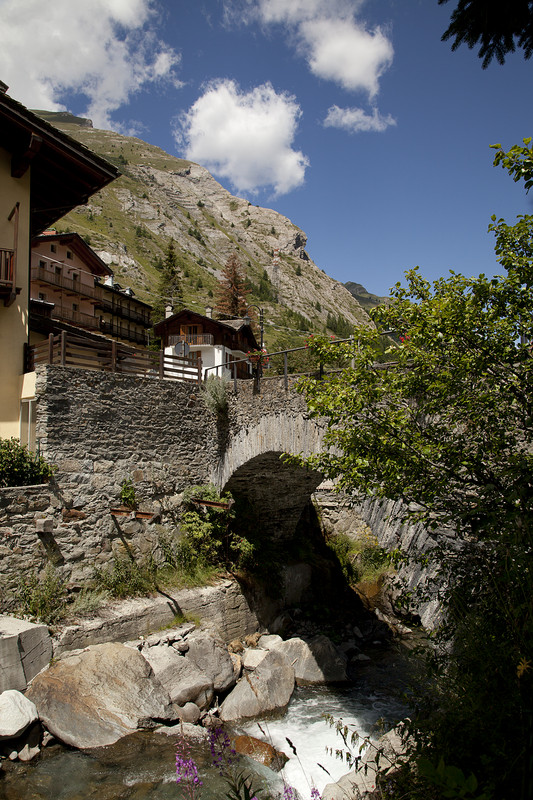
<box><xmin>0</xmin><ymin>438</ymin><xmax>55</xmax><ymax>488</ymax></box>
<box><xmin>201</xmin><ymin>375</ymin><xmax>230</xmax><ymax>414</ymax></box>
<box><xmin>94</xmin><ymin>556</ymin><xmax>157</xmax><ymax>598</ymax></box>
<box><xmin>15</xmin><ymin>566</ymin><xmax>66</xmax><ymax>624</ymax></box>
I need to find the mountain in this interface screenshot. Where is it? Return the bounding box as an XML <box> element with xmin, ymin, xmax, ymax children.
<box><xmin>35</xmin><ymin>111</ymin><xmax>374</xmax><ymax>350</ymax></box>
<box><xmin>344</xmin><ymin>282</ymin><xmax>391</xmax><ymax>313</ymax></box>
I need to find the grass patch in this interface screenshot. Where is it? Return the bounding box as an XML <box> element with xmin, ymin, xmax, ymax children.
<box><xmin>326</xmin><ymin>530</ymin><xmax>391</xmax><ymax>586</ymax></box>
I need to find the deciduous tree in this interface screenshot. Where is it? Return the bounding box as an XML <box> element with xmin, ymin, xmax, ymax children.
<box><xmin>294</xmin><ymin>142</ymin><xmax>533</xmax><ymax>798</ymax></box>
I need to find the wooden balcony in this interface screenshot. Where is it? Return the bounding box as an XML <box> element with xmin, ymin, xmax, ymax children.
<box><xmin>31</xmin><ymin>265</ymin><xmax>102</xmax><ymax>301</ymax></box>
<box><xmin>100</xmin><ymin>320</ymin><xmax>148</xmax><ymax>346</ymax></box>
<box><xmin>0</xmin><ymin>248</ymin><xmax>19</xmax><ymax>306</ymax></box>
<box><xmin>169</xmin><ymin>333</ymin><xmax>214</xmax><ymax>346</ymax></box>
<box><xmin>95</xmin><ymin>295</ymin><xmax>152</xmax><ymax>326</ymax></box>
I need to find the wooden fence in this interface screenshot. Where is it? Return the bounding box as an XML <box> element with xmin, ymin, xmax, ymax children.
<box><xmin>26</xmin><ymin>332</ymin><xmax>202</xmax><ymax>383</ymax></box>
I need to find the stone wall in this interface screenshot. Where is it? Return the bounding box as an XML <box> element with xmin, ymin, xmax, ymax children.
<box><xmin>0</xmin><ymin>368</ymin><xmax>326</xmax><ymax>612</ymax></box>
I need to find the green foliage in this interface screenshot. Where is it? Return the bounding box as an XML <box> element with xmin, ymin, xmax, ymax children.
<box><xmin>0</xmin><ymin>438</ymin><xmax>55</xmax><ymax>488</ymax></box>
<box><xmin>201</xmin><ymin>375</ymin><xmax>230</xmax><ymax>414</ymax></box>
<box><xmin>295</xmin><ymin>264</ymin><xmax>302</xmax><ymax>276</ymax></box>
<box><xmin>119</xmin><ymin>478</ymin><xmax>137</xmax><ymax>509</ymax></box>
<box><xmin>326</xmin><ymin>311</ymin><xmax>353</xmax><ymax>338</ymax></box>
<box><xmin>94</xmin><ymin>556</ymin><xmax>157</xmax><ymax>598</ymax></box>
<box><xmin>15</xmin><ymin>566</ymin><xmax>66</xmax><ymax>624</ymax></box>
<box><xmin>439</xmin><ymin>0</ymin><xmax>533</xmax><ymax>68</ymax></box>
<box><xmin>188</xmin><ymin>226</ymin><xmax>206</xmax><ymax>245</ymax></box>
<box><xmin>152</xmin><ymin>238</ymin><xmax>183</xmax><ymax>322</ymax></box>
<box><xmin>292</xmin><ymin>142</ymin><xmax>533</xmax><ymax>799</ymax></box>
<box><xmin>491</xmin><ymin>137</ymin><xmax>533</xmax><ymax>193</ymax></box>
<box><xmin>326</xmin><ymin>531</ymin><xmax>390</xmax><ymax>586</ymax></box>
<box><xmin>416</xmin><ymin>757</ymin><xmax>490</xmax><ymax>800</ymax></box>
<box><xmin>180</xmin><ymin>485</ymin><xmax>235</xmax><ymax>568</ymax></box>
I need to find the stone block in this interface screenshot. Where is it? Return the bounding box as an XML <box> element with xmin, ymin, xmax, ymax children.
<box><xmin>0</xmin><ymin>617</ymin><xmax>53</xmax><ymax>692</ymax></box>
<box><xmin>35</xmin><ymin>517</ymin><xmax>54</xmax><ymax>533</ymax></box>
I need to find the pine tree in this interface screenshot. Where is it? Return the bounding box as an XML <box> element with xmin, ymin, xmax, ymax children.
<box><xmin>214</xmin><ymin>253</ymin><xmax>250</xmax><ymax>318</ymax></box>
<box><xmin>153</xmin><ymin>239</ymin><xmax>183</xmax><ymax>322</ymax></box>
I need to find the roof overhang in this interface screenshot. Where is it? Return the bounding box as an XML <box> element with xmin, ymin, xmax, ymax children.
<box><xmin>0</xmin><ymin>90</ymin><xmax>120</xmax><ymax>236</ymax></box>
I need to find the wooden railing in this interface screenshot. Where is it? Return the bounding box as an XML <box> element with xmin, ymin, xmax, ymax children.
<box><xmin>169</xmin><ymin>333</ymin><xmax>215</xmax><ymax>346</ymax></box>
<box><xmin>31</xmin><ymin>265</ymin><xmax>102</xmax><ymax>300</ymax></box>
<box><xmin>27</xmin><ymin>332</ymin><xmax>202</xmax><ymax>383</ymax></box>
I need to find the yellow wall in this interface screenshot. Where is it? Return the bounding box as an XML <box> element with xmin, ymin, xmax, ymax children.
<box><xmin>0</xmin><ymin>146</ymin><xmax>30</xmax><ymax>440</ymax></box>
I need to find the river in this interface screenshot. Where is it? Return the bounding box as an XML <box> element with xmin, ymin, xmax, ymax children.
<box><xmin>0</xmin><ymin>644</ymin><xmax>415</xmax><ymax>800</ymax></box>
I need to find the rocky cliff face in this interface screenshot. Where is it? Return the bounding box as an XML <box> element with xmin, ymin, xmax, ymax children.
<box><xmin>36</xmin><ymin>112</ymin><xmax>371</xmax><ymax>349</ymax></box>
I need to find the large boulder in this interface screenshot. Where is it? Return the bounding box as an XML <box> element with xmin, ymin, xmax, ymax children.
<box><xmin>141</xmin><ymin>644</ymin><xmax>214</xmax><ymax>709</ymax></box>
<box><xmin>271</xmin><ymin>635</ymin><xmax>348</xmax><ymax>685</ymax></box>
<box><xmin>0</xmin><ymin>617</ymin><xmax>52</xmax><ymax>692</ymax></box>
<box><xmin>0</xmin><ymin>690</ymin><xmax>39</xmax><ymax>740</ymax></box>
<box><xmin>184</xmin><ymin>631</ymin><xmax>236</xmax><ymax>693</ymax></box>
<box><xmin>219</xmin><ymin>648</ymin><xmax>294</xmax><ymax>721</ymax></box>
<box><xmin>26</xmin><ymin>642</ymin><xmax>176</xmax><ymax>748</ymax></box>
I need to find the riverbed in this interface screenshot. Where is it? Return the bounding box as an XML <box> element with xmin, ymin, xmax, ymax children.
<box><xmin>0</xmin><ymin>644</ymin><xmax>415</xmax><ymax>800</ymax></box>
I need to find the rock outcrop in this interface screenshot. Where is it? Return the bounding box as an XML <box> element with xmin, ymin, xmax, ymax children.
<box><xmin>219</xmin><ymin>648</ymin><xmax>295</xmax><ymax>721</ymax></box>
<box><xmin>25</xmin><ymin>642</ymin><xmax>177</xmax><ymax>748</ymax></box>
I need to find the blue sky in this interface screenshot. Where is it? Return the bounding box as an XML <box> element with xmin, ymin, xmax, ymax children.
<box><xmin>1</xmin><ymin>0</ymin><xmax>531</xmax><ymax>296</ymax></box>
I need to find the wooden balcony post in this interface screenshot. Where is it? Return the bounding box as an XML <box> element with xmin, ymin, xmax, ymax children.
<box><xmin>48</xmin><ymin>333</ymin><xmax>54</xmax><ymax>364</ymax></box>
<box><xmin>197</xmin><ymin>356</ymin><xmax>203</xmax><ymax>384</ymax></box>
<box><xmin>60</xmin><ymin>331</ymin><xmax>66</xmax><ymax>366</ymax></box>
<box><xmin>159</xmin><ymin>349</ymin><xmax>164</xmax><ymax>379</ymax></box>
<box><xmin>111</xmin><ymin>340</ymin><xmax>117</xmax><ymax>372</ymax></box>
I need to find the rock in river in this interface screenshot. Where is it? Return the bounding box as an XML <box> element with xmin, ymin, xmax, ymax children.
<box><xmin>26</xmin><ymin>642</ymin><xmax>176</xmax><ymax>749</ymax></box>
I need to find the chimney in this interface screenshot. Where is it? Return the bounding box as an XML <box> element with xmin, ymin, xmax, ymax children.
<box><xmin>205</xmin><ymin>305</ymin><xmax>213</xmax><ymax>318</ymax></box>
<box><xmin>165</xmin><ymin>304</ymin><xmax>174</xmax><ymax>318</ymax></box>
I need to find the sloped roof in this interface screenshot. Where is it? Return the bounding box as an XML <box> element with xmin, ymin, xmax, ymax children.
<box><xmin>0</xmin><ymin>88</ymin><xmax>120</xmax><ymax>235</ymax></box>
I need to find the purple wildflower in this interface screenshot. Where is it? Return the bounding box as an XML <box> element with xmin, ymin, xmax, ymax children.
<box><xmin>310</xmin><ymin>789</ymin><xmax>321</xmax><ymax>800</ymax></box>
<box><xmin>208</xmin><ymin>726</ymin><xmax>238</xmax><ymax>775</ymax></box>
<box><xmin>175</xmin><ymin>737</ymin><xmax>203</xmax><ymax>800</ymax></box>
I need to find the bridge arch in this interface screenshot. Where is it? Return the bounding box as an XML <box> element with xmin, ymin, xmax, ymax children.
<box><xmin>211</xmin><ymin>412</ymin><xmax>326</xmax><ymax>540</ymax></box>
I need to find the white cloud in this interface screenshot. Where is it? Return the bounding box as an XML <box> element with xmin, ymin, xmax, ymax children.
<box><xmin>324</xmin><ymin>105</ymin><xmax>396</xmax><ymax>133</ymax></box>
<box><xmin>301</xmin><ymin>18</ymin><xmax>393</xmax><ymax>98</ymax></box>
<box><xmin>174</xmin><ymin>79</ymin><xmax>309</xmax><ymax>196</ymax></box>
<box><xmin>0</xmin><ymin>0</ymin><xmax>181</xmax><ymax>129</ymax></box>
<box><xmin>240</xmin><ymin>0</ymin><xmax>393</xmax><ymax>101</ymax></box>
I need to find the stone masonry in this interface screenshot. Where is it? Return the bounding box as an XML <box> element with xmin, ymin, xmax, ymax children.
<box><xmin>0</xmin><ymin>367</ymin><xmax>326</xmax><ymax>612</ymax></box>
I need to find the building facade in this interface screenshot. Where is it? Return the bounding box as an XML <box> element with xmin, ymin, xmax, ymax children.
<box><xmin>0</xmin><ymin>84</ymin><xmax>119</xmax><ymax>445</ymax></box>
<box><xmin>30</xmin><ymin>232</ymin><xmax>152</xmax><ymax>347</ymax></box>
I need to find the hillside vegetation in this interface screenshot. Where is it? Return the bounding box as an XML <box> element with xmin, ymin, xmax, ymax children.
<box><xmin>36</xmin><ymin>111</ymin><xmax>371</xmax><ymax>351</ymax></box>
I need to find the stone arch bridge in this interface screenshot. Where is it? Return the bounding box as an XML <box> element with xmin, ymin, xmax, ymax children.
<box><xmin>35</xmin><ymin>366</ymin><xmax>327</xmax><ymax>541</ymax></box>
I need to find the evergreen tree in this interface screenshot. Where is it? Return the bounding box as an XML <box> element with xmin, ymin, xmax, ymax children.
<box><xmin>214</xmin><ymin>253</ymin><xmax>250</xmax><ymax>318</ymax></box>
<box><xmin>153</xmin><ymin>239</ymin><xmax>183</xmax><ymax>322</ymax></box>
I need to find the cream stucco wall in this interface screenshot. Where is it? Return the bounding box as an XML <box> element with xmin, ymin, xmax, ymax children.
<box><xmin>0</xmin><ymin>146</ymin><xmax>30</xmax><ymax>440</ymax></box>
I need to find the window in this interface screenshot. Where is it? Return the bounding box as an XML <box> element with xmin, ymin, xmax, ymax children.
<box><xmin>50</xmin><ymin>244</ymin><xmax>56</xmax><ymax>253</ymax></box>
<box><xmin>55</xmin><ymin>266</ymin><xmax>62</xmax><ymax>275</ymax></box>
<box><xmin>20</xmin><ymin>399</ymin><xmax>36</xmax><ymax>453</ymax></box>
<box><xmin>72</xmin><ymin>273</ymin><xmax>78</xmax><ymax>281</ymax></box>
<box><xmin>38</xmin><ymin>292</ymin><xmax>46</xmax><ymax>301</ymax></box>
<box><xmin>72</xmin><ymin>303</ymin><xmax>78</xmax><ymax>312</ymax></box>
<box><xmin>66</xmin><ymin>250</ymin><xmax>73</xmax><ymax>259</ymax></box>
<box><xmin>39</xmin><ymin>260</ymin><xmax>46</xmax><ymax>268</ymax></box>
